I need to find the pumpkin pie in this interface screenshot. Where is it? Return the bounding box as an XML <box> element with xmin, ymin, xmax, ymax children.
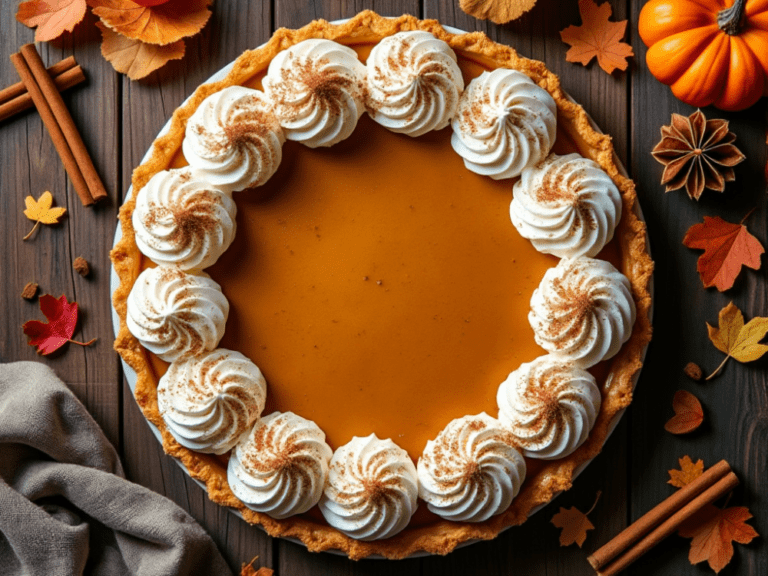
<box><xmin>111</xmin><ymin>11</ymin><xmax>652</xmax><ymax>559</ymax></box>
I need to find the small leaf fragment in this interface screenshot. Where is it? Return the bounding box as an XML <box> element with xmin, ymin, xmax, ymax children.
<box><xmin>240</xmin><ymin>557</ymin><xmax>273</xmax><ymax>576</ymax></box>
<box><xmin>97</xmin><ymin>21</ymin><xmax>185</xmax><ymax>80</ymax></box>
<box><xmin>21</xmin><ymin>282</ymin><xmax>39</xmax><ymax>301</ymax></box>
<box><xmin>683</xmin><ymin>362</ymin><xmax>703</xmax><ymax>381</ymax></box>
<box><xmin>89</xmin><ymin>0</ymin><xmax>212</xmax><ymax>46</ymax></box>
<box><xmin>459</xmin><ymin>0</ymin><xmax>538</xmax><ymax>24</ymax></box>
<box><xmin>16</xmin><ymin>0</ymin><xmax>87</xmax><ymax>42</ymax></box>
<box><xmin>665</xmin><ymin>390</ymin><xmax>704</xmax><ymax>435</ymax></box>
<box><xmin>73</xmin><ymin>256</ymin><xmax>90</xmax><ymax>277</ymax></box>
<box><xmin>668</xmin><ymin>456</ymin><xmax>704</xmax><ymax>488</ymax></box>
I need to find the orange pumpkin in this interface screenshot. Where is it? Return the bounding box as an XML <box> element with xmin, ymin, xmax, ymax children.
<box><xmin>638</xmin><ymin>0</ymin><xmax>768</xmax><ymax>111</ymax></box>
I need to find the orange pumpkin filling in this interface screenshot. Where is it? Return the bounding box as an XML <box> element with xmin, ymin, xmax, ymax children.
<box><xmin>138</xmin><ymin>47</ymin><xmax>620</xmax><ymax>528</ymax></box>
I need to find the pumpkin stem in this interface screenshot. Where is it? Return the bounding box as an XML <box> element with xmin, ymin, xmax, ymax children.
<box><xmin>718</xmin><ymin>0</ymin><xmax>747</xmax><ymax>35</ymax></box>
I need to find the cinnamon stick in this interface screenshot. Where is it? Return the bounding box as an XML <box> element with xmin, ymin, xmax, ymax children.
<box><xmin>588</xmin><ymin>459</ymin><xmax>731</xmax><ymax>571</ymax></box>
<box><xmin>0</xmin><ymin>65</ymin><xmax>85</xmax><ymax>123</ymax></box>
<box><xmin>0</xmin><ymin>56</ymin><xmax>76</xmax><ymax>105</ymax></box>
<box><xmin>20</xmin><ymin>44</ymin><xmax>108</xmax><ymax>203</ymax></box>
<box><xmin>10</xmin><ymin>52</ymin><xmax>94</xmax><ymax>207</ymax></box>
<box><xmin>591</xmin><ymin>469</ymin><xmax>739</xmax><ymax>576</ymax></box>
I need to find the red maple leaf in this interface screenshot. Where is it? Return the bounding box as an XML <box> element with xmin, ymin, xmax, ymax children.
<box><xmin>679</xmin><ymin>505</ymin><xmax>759</xmax><ymax>573</ymax></box>
<box><xmin>22</xmin><ymin>294</ymin><xmax>95</xmax><ymax>355</ymax></box>
<box><xmin>683</xmin><ymin>215</ymin><xmax>764</xmax><ymax>292</ymax></box>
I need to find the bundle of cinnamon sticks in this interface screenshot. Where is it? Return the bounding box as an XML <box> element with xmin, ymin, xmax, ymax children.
<box><xmin>9</xmin><ymin>44</ymin><xmax>107</xmax><ymax>206</ymax></box>
<box><xmin>588</xmin><ymin>460</ymin><xmax>737</xmax><ymax>575</ymax></box>
<box><xmin>0</xmin><ymin>56</ymin><xmax>84</xmax><ymax>122</ymax></box>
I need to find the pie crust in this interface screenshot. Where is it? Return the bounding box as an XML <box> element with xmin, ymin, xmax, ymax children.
<box><xmin>111</xmin><ymin>11</ymin><xmax>653</xmax><ymax>559</ymax></box>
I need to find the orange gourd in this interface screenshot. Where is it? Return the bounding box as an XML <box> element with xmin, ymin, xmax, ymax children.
<box><xmin>638</xmin><ymin>0</ymin><xmax>768</xmax><ymax>111</ymax></box>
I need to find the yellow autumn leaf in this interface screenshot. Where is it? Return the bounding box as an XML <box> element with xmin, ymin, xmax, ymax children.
<box><xmin>23</xmin><ymin>191</ymin><xmax>67</xmax><ymax>240</ymax></box>
<box><xmin>706</xmin><ymin>302</ymin><xmax>768</xmax><ymax>379</ymax></box>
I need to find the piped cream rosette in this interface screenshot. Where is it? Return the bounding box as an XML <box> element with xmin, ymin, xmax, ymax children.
<box><xmin>497</xmin><ymin>355</ymin><xmax>601</xmax><ymax>460</ymax></box>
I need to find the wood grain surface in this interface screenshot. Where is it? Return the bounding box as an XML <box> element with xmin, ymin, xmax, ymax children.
<box><xmin>1</xmin><ymin>1</ymin><xmax>766</xmax><ymax>575</ymax></box>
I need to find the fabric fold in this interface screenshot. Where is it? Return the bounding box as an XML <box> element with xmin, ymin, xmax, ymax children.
<box><xmin>0</xmin><ymin>361</ymin><xmax>234</xmax><ymax>576</ymax></box>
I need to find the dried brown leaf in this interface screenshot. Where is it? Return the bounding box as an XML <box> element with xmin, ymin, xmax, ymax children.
<box><xmin>88</xmin><ymin>0</ymin><xmax>211</xmax><ymax>45</ymax></box>
<box><xmin>459</xmin><ymin>0</ymin><xmax>537</xmax><ymax>24</ymax></box>
<box><xmin>97</xmin><ymin>21</ymin><xmax>185</xmax><ymax>80</ymax></box>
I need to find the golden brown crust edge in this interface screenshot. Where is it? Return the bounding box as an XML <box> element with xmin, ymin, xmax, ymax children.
<box><xmin>111</xmin><ymin>10</ymin><xmax>653</xmax><ymax>560</ymax></box>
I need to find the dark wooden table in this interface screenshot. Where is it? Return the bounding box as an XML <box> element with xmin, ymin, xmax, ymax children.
<box><xmin>2</xmin><ymin>1</ymin><xmax>766</xmax><ymax>574</ymax></box>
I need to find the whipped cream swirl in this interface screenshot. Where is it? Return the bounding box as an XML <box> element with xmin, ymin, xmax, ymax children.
<box><xmin>529</xmin><ymin>257</ymin><xmax>635</xmax><ymax>368</ymax></box>
<box><xmin>417</xmin><ymin>413</ymin><xmax>526</xmax><ymax>522</ymax></box>
<box><xmin>497</xmin><ymin>355</ymin><xmax>601</xmax><ymax>459</ymax></box>
<box><xmin>157</xmin><ymin>349</ymin><xmax>266</xmax><ymax>455</ymax></box>
<box><xmin>126</xmin><ymin>267</ymin><xmax>229</xmax><ymax>363</ymax></box>
<box><xmin>228</xmin><ymin>412</ymin><xmax>333</xmax><ymax>519</ymax></box>
<box><xmin>182</xmin><ymin>86</ymin><xmax>285</xmax><ymax>192</ymax></box>
<box><xmin>319</xmin><ymin>435</ymin><xmax>418</xmax><ymax>541</ymax></box>
<box><xmin>511</xmin><ymin>153</ymin><xmax>622</xmax><ymax>258</ymax></box>
<box><xmin>451</xmin><ymin>69</ymin><xmax>557</xmax><ymax>180</ymax></box>
<box><xmin>132</xmin><ymin>168</ymin><xmax>237</xmax><ymax>271</ymax></box>
<box><xmin>263</xmin><ymin>39</ymin><xmax>366</xmax><ymax>148</ymax></box>
<box><xmin>366</xmin><ymin>31</ymin><xmax>464</xmax><ymax>137</ymax></box>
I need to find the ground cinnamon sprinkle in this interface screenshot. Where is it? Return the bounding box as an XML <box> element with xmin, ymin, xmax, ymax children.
<box><xmin>272</xmin><ymin>55</ymin><xmax>357</xmax><ymax>123</ymax></box>
<box><xmin>544</xmin><ymin>276</ymin><xmax>596</xmax><ymax>344</ymax></box>
<box><xmin>243</xmin><ymin>416</ymin><xmax>304</xmax><ymax>476</ymax></box>
<box><xmin>145</xmin><ymin>191</ymin><xmax>219</xmax><ymax>250</ymax></box>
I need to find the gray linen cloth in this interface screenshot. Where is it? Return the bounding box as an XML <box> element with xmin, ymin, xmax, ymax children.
<box><xmin>0</xmin><ymin>361</ymin><xmax>233</xmax><ymax>576</ymax></box>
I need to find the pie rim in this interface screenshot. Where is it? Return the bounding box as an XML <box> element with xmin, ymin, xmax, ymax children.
<box><xmin>110</xmin><ymin>10</ymin><xmax>654</xmax><ymax>560</ymax></box>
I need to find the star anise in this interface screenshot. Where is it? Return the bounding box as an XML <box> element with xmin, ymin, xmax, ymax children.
<box><xmin>651</xmin><ymin>110</ymin><xmax>745</xmax><ymax>201</ymax></box>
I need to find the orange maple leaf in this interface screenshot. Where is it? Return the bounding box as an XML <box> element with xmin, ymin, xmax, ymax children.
<box><xmin>664</xmin><ymin>390</ymin><xmax>704</xmax><ymax>435</ymax></box>
<box><xmin>551</xmin><ymin>491</ymin><xmax>601</xmax><ymax>547</ymax></box>
<box><xmin>96</xmin><ymin>22</ymin><xmax>185</xmax><ymax>80</ymax></box>
<box><xmin>560</xmin><ymin>0</ymin><xmax>634</xmax><ymax>74</ymax></box>
<box><xmin>16</xmin><ymin>0</ymin><xmax>87</xmax><ymax>42</ymax></box>
<box><xmin>88</xmin><ymin>0</ymin><xmax>212</xmax><ymax>46</ymax></box>
<box><xmin>668</xmin><ymin>456</ymin><xmax>704</xmax><ymax>488</ymax></box>
<box><xmin>683</xmin><ymin>215</ymin><xmax>764</xmax><ymax>292</ymax></box>
<box><xmin>678</xmin><ymin>505</ymin><xmax>759</xmax><ymax>573</ymax></box>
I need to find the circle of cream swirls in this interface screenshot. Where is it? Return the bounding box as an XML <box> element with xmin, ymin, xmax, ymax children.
<box><xmin>126</xmin><ymin>33</ymin><xmax>635</xmax><ymax>539</ymax></box>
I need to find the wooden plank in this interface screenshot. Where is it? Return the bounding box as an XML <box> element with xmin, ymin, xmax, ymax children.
<box><xmin>118</xmin><ymin>1</ymin><xmax>275</xmax><ymax>572</ymax></box>
<box><xmin>629</xmin><ymin>0</ymin><xmax>768</xmax><ymax>574</ymax></box>
<box><xmin>0</xmin><ymin>6</ymin><xmax>121</xmax><ymax>448</ymax></box>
